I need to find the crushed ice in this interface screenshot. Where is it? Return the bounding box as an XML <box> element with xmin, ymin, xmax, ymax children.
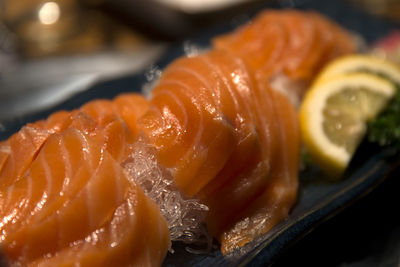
<box><xmin>142</xmin><ymin>65</ymin><xmax>162</xmax><ymax>99</ymax></box>
<box><xmin>183</xmin><ymin>41</ymin><xmax>209</xmax><ymax>58</ymax></box>
<box><xmin>123</xmin><ymin>138</ymin><xmax>210</xmax><ymax>245</ymax></box>
<box><xmin>269</xmin><ymin>73</ymin><xmax>304</xmax><ymax>108</ymax></box>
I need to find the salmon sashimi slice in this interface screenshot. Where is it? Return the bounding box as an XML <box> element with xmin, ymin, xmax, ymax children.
<box><xmin>0</xmin><ymin>126</ymin><xmax>52</xmax><ymax>189</ymax></box>
<box><xmin>1</xmin><ymin>128</ymin><xmax>110</xmax><ymax>254</ymax></box>
<box><xmin>193</xmin><ymin>53</ymin><xmax>297</xmax><ymax>252</ymax></box>
<box><xmin>65</xmin><ymin>111</ymin><xmax>137</xmax><ymax>163</ymax></box>
<box><xmin>217</xmin><ymin>88</ymin><xmax>300</xmax><ymax>254</ymax></box>
<box><xmin>273</xmin><ymin>10</ymin><xmax>319</xmax><ymax>81</ymax></box>
<box><xmin>99</xmin><ymin>119</ymin><xmax>136</xmax><ymax>162</ymax></box>
<box><xmin>28</xmin><ymin>188</ymin><xmax>169</xmax><ymax>267</ymax></box>
<box><xmin>0</xmin><ymin>93</ymin><xmax>147</xmax><ymax>191</ymax></box>
<box><xmin>0</xmin><ymin>113</ymin><xmax>137</xmax><ymax>235</ymax></box>
<box><xmin>81</xmin><ymin>93</ymin><xmax>149</xmax><ymax>135</ymax></box>
<box><xmin>29</xmin><ymin>93</ymin><xmax>148</xmax><ymax>138</ymax></box>
<box><xmin>213</xmin><ymin>9</ymin><xmax>357</xmax><ymax>98</ymax></box>
<box><xmin>197</xmin><ymin>49</ymin><xmax>279</xmax><ymax>199</ymax></box>
<box><xmin>32</xmin><ymin>110</ymin><xmax>74</xmax><ymax>133</ymax></box>
<box><xmin>135</xmin><ymin>49</ymin><xmax>297</xmax><ymax>254</ymax></box>
<box><xmin>81</xmin><ymin>99</ymin><xmax>120</xmax><ymax>127</ymax></box>
<box><xmin>138</xmin><ymin>55</ymin><xmax>239</xmax><ymax>197</ymax></box>
<box><xmin>29</xmin><ymin>190</ymin><xmax>170</xmax><ymax>267</ymax></box>
<box><xmin>77</xmin><ymin>95</ymin><xmax>149</xmax><ymax>161</ymax></box>
<box><xmin>214</xmin><ymin>12</ymin><xmax>289</xmax><ymax>84</ymax></box>
<box><xmin>113</xmin><ymin>93</ymin><xmax>150</xmax><ymax>136</ymax></box>
<box><xmin>0</xmin><ymin>127</ymin><xmax>170</xmax><ymax>266</ymax></box>
<box><xmin>0</xmin><ymin>110</ymin><xmax>92</xmax><ymax>191</ymax></box>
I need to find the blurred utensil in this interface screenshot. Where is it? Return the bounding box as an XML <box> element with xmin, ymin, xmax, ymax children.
<box><xmin>0</xmin><ymin>22</ymin><xmax>18</xmax><ymax>74</ymax></box>
<box><xmin>84</xmin><ymin>0</ymin><xmax>263</xmax><ymax>40</ymax></box>
<box><xmin>0</xmin><ymin>44</ymin><xmax>165</xmax><ymax>121</ymax></box>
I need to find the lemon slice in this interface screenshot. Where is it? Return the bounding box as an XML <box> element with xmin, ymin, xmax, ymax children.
<box><xmin>300</xmin><ymin>72</ymin><xmax>396</xmax><ymax>176</ymax></box>
<box><xmin>314</xmin><ymin>54</ymin><xmax>400</xmax><ymax>86</ymax></box>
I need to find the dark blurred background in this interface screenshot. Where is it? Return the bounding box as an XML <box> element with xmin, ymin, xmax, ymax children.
<box><xmin>1</xmin><ymin>0</ymin><xmax>400</xmax><ymax>266</ymax></box>
<box><xmin>1</xmin><ymin>0</ymin><xmax>400</xmax><ymax>120</ymax></box>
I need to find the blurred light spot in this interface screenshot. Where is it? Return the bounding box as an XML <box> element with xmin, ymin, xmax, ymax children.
<box><xmin>38</xmin><ymin>2</ymin><xmax>60</xmax><ymax>25</ymax></box>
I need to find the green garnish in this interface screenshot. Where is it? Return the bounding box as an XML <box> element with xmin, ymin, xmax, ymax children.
<box><xmin>367</xmin><ymin>85</ymin><xmax>400</xmax><ymax>149</ymax></box>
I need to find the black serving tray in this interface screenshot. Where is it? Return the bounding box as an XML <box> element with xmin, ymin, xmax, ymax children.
<box><xmin>1</xmin><ymin>0</ymin><xmax>400</xmax><ymax>266</ymax></box>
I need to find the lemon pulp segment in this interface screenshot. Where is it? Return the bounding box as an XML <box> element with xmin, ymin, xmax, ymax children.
<box><xmin>300</xmin><ymin>72</ymin><xmax>396</xmax><ymax>176</ymax></box>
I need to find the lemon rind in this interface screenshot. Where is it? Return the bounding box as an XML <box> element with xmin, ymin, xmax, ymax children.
<box><xmin>314</xmin><ymin>54</ymin><xmax>400</xmax><ymax>86</ymax></box>
<box><xmin>300</xmin><ymin>72</ymin><xmax>396</xmax><ymax>174</ymax></box>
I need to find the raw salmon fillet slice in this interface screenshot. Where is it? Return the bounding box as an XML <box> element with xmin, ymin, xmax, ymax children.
<box><xmin>29</xmin><ymin>189</ymin><xmax>170</xmax><ymax>267</ymax></box>
<box><xmin>197</xmin><ymin>49</ymin><xmax>279</xmax><ymax>200</ymax></box>
<box><xmin>213</xmin><ymin>9</ymin><xmax>357</xmax><ymax>97</ymax></box>
<box><xmin>194</xmin><ymin>51</ymin><xmax>298</xmax><ymax>254</ymax></box>
<box><xmin>0</xmin><ymin>127</ymin><xmax>170</xmax><ymax>266</ymax></box>
<box><xmin>114</xmin><ymin>93</ymin><xmax>151</xmax><ymax>136</ymax></box>
<box><xmin>0</xmin><ymin>93</ymin><xmax>168</xmax><ymax>266</ymax></box>
<box><xmin>0</xmin><ymin>93</ymin><xmax>148</xmax><ymax>190</ymax></box>
<box><xmin>80</xmin><ymin>94</ymin><xmax>150</xmax><ymax>144</ymax></box>
<box><xmin>135</xmin><ymin>48</ymin><xmax>299</xmax><ymax>254</ymax></box>
<box><xmin>0</xmin><ymin>112</ymin><xmax>139</xmax><ymax>236</ymax></box>
<box><xmin>0</xmin><ymin>126</ymin><xmax>52</xmax><ymax>189</ymax></box>
<box><xmin>216</xmin><ymin>88</ymin><xmax>300</xmax><ymax>254</ymax></box>
<box><xmin>138</xmin><ymin>55</ymin><xmax>239</xmax><ymax>197</ymax></box>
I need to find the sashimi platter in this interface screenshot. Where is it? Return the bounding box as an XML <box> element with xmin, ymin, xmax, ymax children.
<box><xmin>1</xmin><ymin>2</ymin><xmax>400</xmax><ymax>266</ymax></box>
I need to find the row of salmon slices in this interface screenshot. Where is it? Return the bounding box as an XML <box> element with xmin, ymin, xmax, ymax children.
<box><xmin>0</xmin><ymin>9</ymin><xmax>356</xmax><ymax>266</ymax></box>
